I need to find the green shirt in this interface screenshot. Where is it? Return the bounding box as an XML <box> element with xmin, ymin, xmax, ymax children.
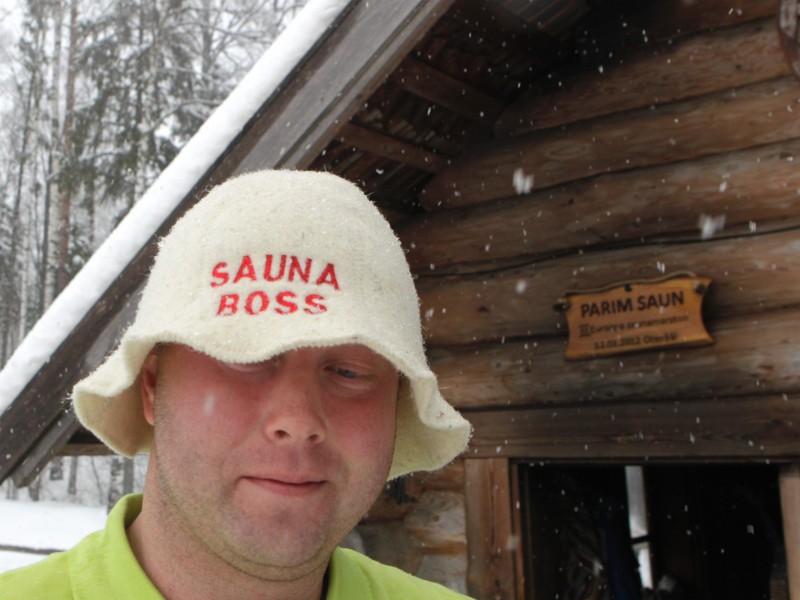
<box><xmin>0</xmin><ymin>494</ymin><xmax>470</xmax><ymax>599</ymax></box>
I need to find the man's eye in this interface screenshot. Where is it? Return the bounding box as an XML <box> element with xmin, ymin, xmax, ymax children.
<box><xmin>333</xmin><ymin>367</ymin><xmax>360</xmax><ymax>379</ymax></box>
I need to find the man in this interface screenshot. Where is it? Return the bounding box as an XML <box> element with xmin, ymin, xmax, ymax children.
<box><xmin>1</xmin><ymin>170</ymin><xmax>473</xmax><ymax>599</ymax></box>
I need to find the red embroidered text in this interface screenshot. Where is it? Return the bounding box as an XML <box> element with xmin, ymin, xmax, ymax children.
<box><xmin>210</xmin><ymin>254</ymin><xmax>338</xmax><ymax>317</ymax></box>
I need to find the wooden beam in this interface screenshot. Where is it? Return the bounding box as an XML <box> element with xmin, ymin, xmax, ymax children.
<box><xmin>464</xmin><ymin>458</ymin><xmax>518</xmax><ymax>600</ymax></box>
<box><xmin>422</xmin><ymin>76</ymin><xmax>800</xmax><ymax>209</ymax></box>
<box><xmin>0</xmin><ymin>275</ymin><xmax>143</xmax><ymax>485</ymax></box>
<box><xmin>579</xmin><ymin>0</ymin><xmax>775</xmax><ymax>53</ymax></box>
<box><xmin>394</xmin><ymin>57</ymin><xmax>505</xmax><ymax>125</ymax></box>
<box><xmin>417</xmin><ymin>228</ymin><xmax>800</xmax><ymax>345</ymax></box>
<box><xmin>399</xmin><ymin>139</ymin><xmax>800</xmax><ymax>271</ymax></box>
<box><xmin>336</xmin><ymin>122</ymin><xmax>447</xmax><ymax>172</ymax></box>
<box><xmin>497</xmin><ymin>18</ymin><xmax>789</xmax><ymax>136</ymax></box>
<box><xmin>12</xmin><ymin>410</ymin><xmax>81</xmax><ymax>488</ymax></box>
<box><xmin>431</xmin><ymin>308</ymin><xmax>800</xmax><ymax>411</ymax></box>
<box><xmin>465</xmin><ymin>393</ymin><xmax>800</xmax><ymax>462</ymax></box>
<box><xmin>234</xmin><ymin>0</ymin><xmax>457</xmax><ymax>174</ymax></box>
<box><xmin>780</xmin><ymin>464</ymin><xmax>800</xmax><ymax>599</ymax></box>
<box><xmin>59</xmin><ymin>442</ymin><xmax>114</xmax><ymax>456</ymax></box>
<box><xmin>448</xmin><ymin>0</ymin><xmax>562</xmax><ymax>64</ymax></box>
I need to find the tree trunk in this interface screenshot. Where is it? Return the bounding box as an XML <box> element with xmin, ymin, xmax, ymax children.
<box><xmin>68</xmin><ymin>456</ymin><xmax>78</xmax><ymax>495</ymax></box>
<box><xmin>123</xmin><ymin>457</ymin><xmax>135</xmax><ymax>496</ymax></box>
<box><xmin>55</xmin><ymin>0</ymin><xmax>80</xmax><ymax>294</ymax></box>
<box><xmin>49</xmin><ymin>457</ymin><xmax>64</xmax><ymax>481</ymax></box>
<box><xmin>5</xmin><ymin>480</ymin><xmax>18</xmax><ymax>500</ymax></box>
<box><xmin>41</xmin><ymin>0</ymin><xmax>64</xmax><ymax>312</ymax></box>
<box><xmin>107</xmin><ymin>456</ymin><xmax>123</xmax><ymax>511</ymax></box>
<box><xmin>27</xmin><ymin>474</ymin><xmax>41</xmax><ymax>502</ymax></box>
<box><xmin>1</xmin><ymin>3</ymin><xmax>47</xmax><ymax>363</ymax></box>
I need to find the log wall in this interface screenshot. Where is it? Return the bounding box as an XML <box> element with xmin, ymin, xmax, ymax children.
<box><xmin>398</xmin><ymin>5</ymin><xmax>800</xmax><ymax>466</ymax></box>
<box><xmin>390</xmin><ymin>2</ymin><xmax>800</xmax><ymax>596</ymax></box>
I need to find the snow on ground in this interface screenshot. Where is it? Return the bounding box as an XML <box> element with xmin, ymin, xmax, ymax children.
<box><xmin>0</xmin><ymin>498</ymin><xmax>107</xmax><ymax>574</ymax></box>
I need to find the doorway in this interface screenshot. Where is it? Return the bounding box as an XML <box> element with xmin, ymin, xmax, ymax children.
<box><xmin>515</xmin><ymin>463</ymin><xmax>786</xmax><ymax>599</ymax></box>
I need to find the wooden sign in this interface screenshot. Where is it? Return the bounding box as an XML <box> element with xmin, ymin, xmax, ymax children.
<box><xmin>557</xmin><ymin>274</ymin><xmax>713</xmax><ymax>360</ymax></box>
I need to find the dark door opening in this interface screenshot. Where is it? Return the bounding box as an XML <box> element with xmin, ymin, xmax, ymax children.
<box><xmin>516</xmin><ymin>463</ymin><xmax>786</xmax><ymax>599</ymax></box>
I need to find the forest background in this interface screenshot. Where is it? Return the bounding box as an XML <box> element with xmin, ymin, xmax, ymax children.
<box><xmin>0</xmin><ymin>0</ymin><xmax>306</xmax><ymax>507</ymax></box>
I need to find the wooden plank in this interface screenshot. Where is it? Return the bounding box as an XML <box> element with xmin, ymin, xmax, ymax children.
<box><xmin>496</xmin><ymin>18</ymin><xmax>789</xmax><ymax>136</ymax></box>
<box><xmin>336</xmin><ymin>122</ymin><xmax>446</xmax><ymax>172</ymax></box>
<box><xmin>465</xmin><ymin>393</ymin><xmax>800</xmax><ymax>461</ymax></box>
<box><xmin>448</xmin><ymin>0</ymin><xmax>561</xmax><ymax>64</ymax></box>
<box><xmin>12</xmin><ymin>410</ymin><xmax>81</xmax><ymax>488</ymax></box>
<box><xmin>394</xmin><ymin>57</ymin><xmax>505</xmax><ymax>125</ymax></box>
<box><xmin>780</xmin><ymin>464</ymin><xmax>800</xmax><ymax>599</ymax></box>
<box><xmin>417</xmin><ymin>228</ymin><xmax>800</xmax><ymax>345</ymax></box>
<box><xmin>403</xmin><ymin>491</ymin><xmax>467</xmax><ymax>552</ymax></box>
<box><xmin>422</xmin><ymin>76</ymin><xmax>800</xmax><ymax>209</ymax></box>
<box><xmin>508</xmin><ymin>461</ymin><xmax>526</xmax><ymax>600</ymax></box>
<box><xmin>431</xmin><ymin>308</ymin><xmax>800</xmax><ymax>410</ymax></box>
<box><xmin>399</xmin><ymin>139</ymin><xmax>800</xmax><ymax>270</ymax></box>
<box><xmin>580</xmin><ymin>0</ymin><xmax>775</xmax><ymax>53</ymax></box>
<box><xmin>58</xmin><ymin>443</ymin><xmax>114</xmax><ymax>456</ymax></box>
<box><xmin>497</xmin><ymin>0</ymin><xmax>591</xmax><ymax>39</ymax></box>
<box><xmin>0</xmin><ymin>272</ymin><xmax>145</xmax><ymax>484</ymax></box>
<box><xmin>464</xmin><ymin>458</ymin><xmax>517</xmax><ymax>600</ymax></box>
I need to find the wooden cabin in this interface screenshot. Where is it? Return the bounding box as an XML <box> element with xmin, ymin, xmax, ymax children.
<box><xmin>2</xmin><ymin>0</ymin><xmax>800</xmax><ymax>597</ymax></box>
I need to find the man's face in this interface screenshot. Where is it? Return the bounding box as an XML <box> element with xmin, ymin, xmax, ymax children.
<box><xmin>140</xmin><ymin>343</ymin><xmax>399</xmax><ymax>579</ymax></box>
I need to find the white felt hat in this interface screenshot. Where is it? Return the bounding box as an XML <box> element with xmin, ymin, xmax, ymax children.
<box><xmin>73</xmin><ymin>170</ymin><xmax>471</xmax><ymax>479</ymax></box>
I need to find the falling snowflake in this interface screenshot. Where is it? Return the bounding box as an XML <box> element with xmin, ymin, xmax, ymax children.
<box><xmin>698</xmin><ymin>214</ymin><xmax>726</xmax><ymax>240</ymax></box>
<box><xmin>512</xmin><ymin>168</ymin><xmax>534</xmax><ymax>194</ymax></box>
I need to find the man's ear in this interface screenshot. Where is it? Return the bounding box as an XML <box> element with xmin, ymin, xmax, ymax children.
<box><xmin>140</xmin><ymin>350</ymin><xmax>160</xmax><ymax>426</ymax></box>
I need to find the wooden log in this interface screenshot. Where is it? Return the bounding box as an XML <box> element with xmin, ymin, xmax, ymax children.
<box><xmin>403</xmin><ymin>491</ymin><xmax>467</xmax><ymax>553</ymax></box>
<box><xmin>59</xmin><ymin>442</ymin><xmax>113</xmax><ymax>456</ymax></box>
<box><xmin>363</xmin><ymin>492</ymin><xmax>416</xmax><ymax>523</ymax></box>
<box><xmin>414</xmin><ymin>0</ymin><xmax>558</xmax><ymax>99</ymax></box>
<box><xmin>430</xmin><ymin>309</ymin><xmax>800</xmax><ymax>410</ymax></box>
<box><xmin>464</xmin><ymin>458</ymin><xmax>517</xmax><ymax>600</ymax></box>
<box><xmin>497</xmin><ymin>18</ymin><xmax>789</xmax><ymax>136</ymax></box>
<box><xmin>410</xmin><ymin>458</ymin><xmax>465</xmax><ymax>492</ymax></box>
<box><xmin>336</xmin><ymin>122</ymin><xmax>447</xmax><ymax>173</ymax></box>
<box><xmin>394</xmin><ymin>57</ymin><xmax>505</xmax><ymax>125</ymax></box>
<box><xmin>580</xmin><ymin>0</ymin><xmax>775</xmax><ymax>54</ymax></box>
<box><xmin>779</xmin><ymin>464</ymin><xmax>800</xmax><ymax>599</ymax></box>
<box><xmin>444</xmin><ymin>0</ymin><xmax>561</xmax><ymax>64</ymax></box>
<box><xmin>417</xmin><ymin>229</ymin><xmax>800</xmax><ymax>345</ymax></box>
<box><xmin>364</xmin><ymin>461</ymin><xmax>465</xmax><ymax>522</ymax></box>
<box><xmin>465</xmin><ymin>393</ymin><xmax>800</xmax><ymax>462</ymax></box>
<box><xmin>421</xmin><ymin>77</ymin><xmax>800</xmax><ymax>209</ymax></box>
<box><xmin>399</xmin><ymin>139</ymin><xmax>800</xmax><ymax>270</ymax></box>
<box><xmin>12</xmin><ymin>411</ymin><xmax>80</xmax><ymax>487</ymax></box>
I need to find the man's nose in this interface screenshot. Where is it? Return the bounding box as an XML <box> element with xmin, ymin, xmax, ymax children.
<box><xmin>259</xmin><ymin>371</ymin><xmax>327</xmax><ymax>444</ymax></box>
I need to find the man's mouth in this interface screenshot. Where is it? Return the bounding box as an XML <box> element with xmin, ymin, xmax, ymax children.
<box><xmin>241</xmin><ymin>475</ymin><xmax>326</xmax><ymax>497</ymax></box>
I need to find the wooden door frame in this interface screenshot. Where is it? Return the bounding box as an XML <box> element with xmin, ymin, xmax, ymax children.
<box><xmin>465</xmin><ymin>457</ymin><xmax>800</xmax><ymax>600</ymax></box>
<box><xmin>464</xmin><ymin>457</ymin><xmax>523</xmax><ymax>600</ymax></box>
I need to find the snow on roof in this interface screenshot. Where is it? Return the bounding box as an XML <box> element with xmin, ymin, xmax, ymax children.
<box><xmin>0</xmin><ymin>0</ymin><xmax>351</xmax><ymax>417</ymax></box>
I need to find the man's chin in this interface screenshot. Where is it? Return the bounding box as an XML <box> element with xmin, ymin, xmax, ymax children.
<box><xmin>219</xmin><ymin>532</ymin><xmax>335</xmax><ymax>581</ymax></box>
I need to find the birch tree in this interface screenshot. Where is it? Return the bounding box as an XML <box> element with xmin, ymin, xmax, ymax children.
<box><xmin>1</xmin><ymin>0</ymin><xmax>305</xmax><ymax>368</ymax></box>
